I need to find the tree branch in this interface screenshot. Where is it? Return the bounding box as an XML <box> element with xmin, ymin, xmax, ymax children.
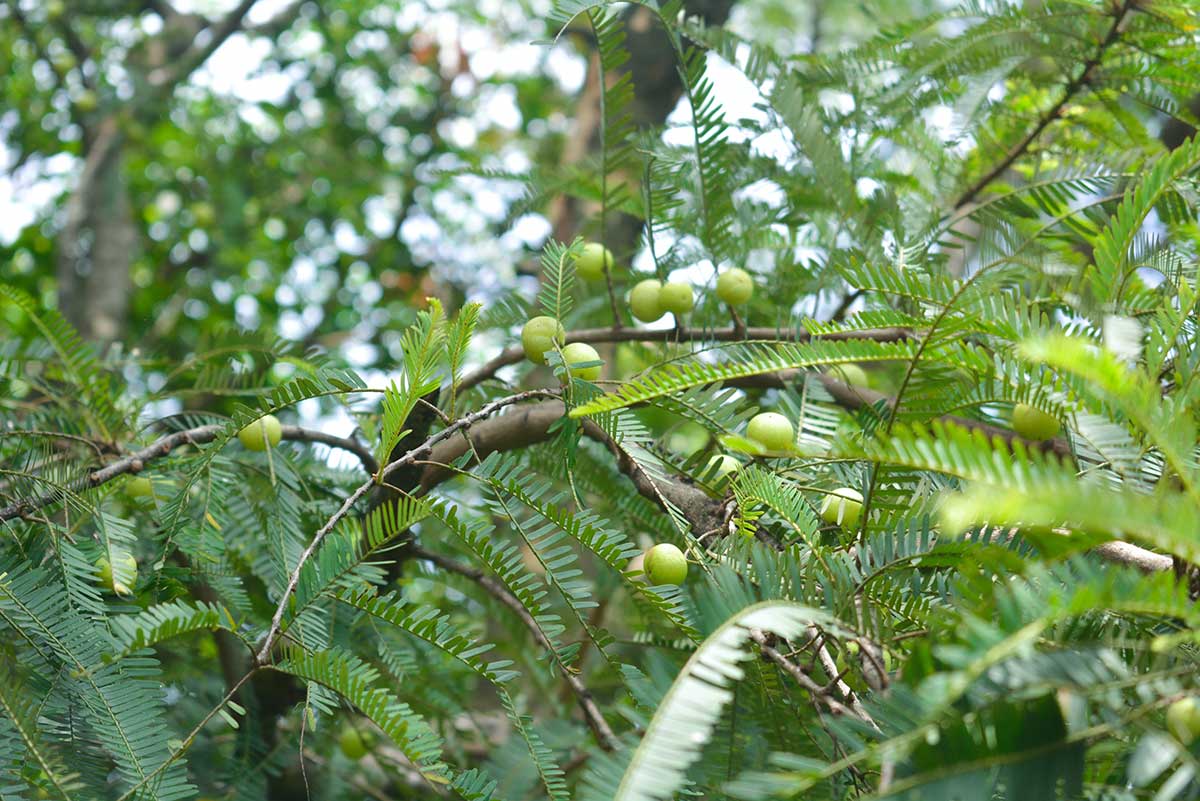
<box><xmin>457</xmin><ymin>324</ymin><xmax>913</xmax><ymax>392</ymax></box>
<box><xmin>0</xmin><ymin>423</ymin><xmax>377</xmax><ymax>522</ymax></box>
<box><xmin>409</xmin><ymin>544</ymin><xmax>618</xmax><ymax>751</ymax></box>
<box><xmin>951</xmin><ymin>0</ymin><xmax>1135</xmax><ymax>211</ymax></box>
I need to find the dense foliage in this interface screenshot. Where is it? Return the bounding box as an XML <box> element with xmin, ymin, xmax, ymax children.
<box><xmin>3</xmin><ymin>0</ymin><xmax>1200</xmax><ymax>799</ymax></box>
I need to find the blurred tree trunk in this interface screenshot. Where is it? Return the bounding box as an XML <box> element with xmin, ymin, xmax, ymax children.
<box><xmin>56</xmin><ymin>118</ymin><xmax>136</xmax><ymax>345</ymax></box>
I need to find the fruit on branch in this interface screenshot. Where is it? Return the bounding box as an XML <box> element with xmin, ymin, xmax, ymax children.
<box><xmin>746</xmin><ymin>412</ymin><xmax>794</xmax><ymax>451</ymax></box>
<box><xmin>716</xmin><ymin>268</ymin><xmax>753</xmax><ymax>305</ymax></box>
<box><xmin>76</xmin><ymin>90</ymin><xmax>98</xmax><ymax>113</ymax></box>
<box><xmin>659</xmin><ymin>282</ymin><xmax>694</xmax><ymax>315</ymax></box>
<box><xmin>705</xmin><ymin>454</ymin><xmax>741</xmax><ymax>483</ymax></box>
<box><xmin>521</xmin><ymin>316</ymin><xmax>565</xmax><ymax>365</ymax></box>
<box><xmin>97</xmin><ymin>552</ymin><xmax>138</xmax><ymax>595</ymax></box>
<box><xmin>630</xmin><ymin>279</ymin><xmax>664</xmax><ymax>323</ymax></box>
<box><xmin>238</xmin><ymin>414</ymin><xmax>282</xmax><ymax>451</ymax></box>
<box><xmin>643</xmin><ymin>543</ymin><xmax>688</xmax><ymax>586</ymax></box>
<box><xmin>126</xmin><ymin>476</ymin><xmax>154</xmax><ymax>500</ymax></box>
<box><xmin>576</xmin><ymin>242</ymin><xmax>613</xmax><ymax>281</ymax></box>
<box><xmin>561</xmin><ymin>342</ymin><xmax>603</xmax><ymax>381</ymax></box>
<box><xmin>829</xmin><ymin>363</ymin><xmax>869</xmax><ymax>389</ymax></box>
<box><xmin>1011</xmin><ymin>403</ymin><xmax>1060</xmax><ymax>441</ymax></box>
<box><xmin>1168</xmin><ymin>697</ymin><xmax>1200</xmax><ymax>745</ymax></box>
<box><xmin>819</xmin><ymin>487</ymin><xmax>864</xmax><ymax>529</ymax></box>
<box><xmin>338</xmin><ymin>723</ymin><xmax>372</xmax><ymax>760</ymax></box>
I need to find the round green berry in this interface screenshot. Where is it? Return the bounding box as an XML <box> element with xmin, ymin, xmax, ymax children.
<box><xmin>521</xmin><ymin>316</ymin><xmax>565</xmax><ymax>365</ymax></box>
<box><xmin>338</xmin><ymin>724</ymin><xmax>370</xmax><ymax>760</ymax></box>
<box><xmin>238</xmin><ymin>414</ymin><xmax>282</xmax><ymax>451</ymax></box>
<box><xmin>830</xmin><ymin>363</ymin><xmax>869</xmax><ymax>389</ymax></box>
<box><xmin>1168</xmin><ymin>697</ymin><xmax>1200</xmax><ymax>745</ymax></box>
<box><xmin>1012</xmin><ymin>403</ymin><xmax>1060</xmax><ymax>441</ymax></box>
<box><xmin>705</xmin><ymin>454</ymin><xmax>741</xmax><ymax>483</ymax></box>
<box><xmin>716</xmin><ymin>268</ymin><xmax>753</xmax><ymax>305</ymax></box>
<box><xmin>819</xmin><ymin>487</ymin><xmax>864</xmax><ymax>529</ymax></box>
<box><xmin>630</xmin><ymin>279</ymin><xmax>664</xmax><ymax>323</ymax></box>
<box><xmin>576</xmin><ymin>242</ymin><xmax>613</xmax><ymax>281</ymax></box>
<box><xmin>659</xmin><ymin>282</ymin><xmax>694</xmax><ymax>315</ymax></box>
<box><xmin>97</xmin><ymin>552</ymin><xmax>138</xmax><ymax>596</ymax></box>
<box><xmin>746</xmin><ymin>412</ymin><xmax>794</xmax><ymax>451</ymax></box>
<box><xmin>561</xmin><ymin>342</ymin><xmax>603</xmax><ymax>381</ymax></box>
<box><xmin>643</xmin><ymin>543</ymin><xmax>688</xmax><ymax>586</ymax></box>
<box><xmin>126</xmin><ymin>476</ymin><xmax>154</xmax><ymax>499</ymax></box>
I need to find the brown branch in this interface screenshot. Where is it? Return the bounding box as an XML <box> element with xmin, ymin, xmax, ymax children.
<box><xmin>0</xmin><ymin>423</ymin><xmax>377</xmax><ymax>522</ymax></box>
<box><xmin>951</xmin><ymin>0</ymin><xmax>1135</xmax><ymax>211</ymax></box>
<box><xmin>409</xmin><ymin>544</ymin><xmax>618</xmax><ymax>751</ymax></box>
<box><xmin>457</xmin><ymin>324</ymin><xmax>913</xmax><ymax>392</ymax></box>
<box><xmin>416</xmin><ymin>399</ymin><xmax>722</xmax><ymax>536</ymax></box>
<box><xmin>750</xmin><ymin>629</ymin><xmax>872</xmax><ymax>723</ymax></box>
<box><xmin>255</xmin><ymin>391</ymin><xmax>558</xmax><ymax>663</ymax></box>
<box><xmin>147</xmin><ymin>0</ymin><xmax>260</xmax><ymax>93</ymax></box>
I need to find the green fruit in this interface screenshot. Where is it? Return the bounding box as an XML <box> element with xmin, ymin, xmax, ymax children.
<box><xmin>819</xmin><ymin>487</ymin><xmax>864</xmax><ymax>529</ymax></box>
<box><xmin>238</xmin><ymin>414</ymin><xmax>282</xmax><ymax>451</ymax></box>
<box><xmin>659</xmin><ymin>282</ymin><xmax>694</xmax><ymax>315</ymax></box>
<box><xmin>643</xmin><ymin>543</ymin><xmax>688</xmax><ymax>586</ymax></box>
<box><xmin>47</xmin><ymin>0</ymin><xmax>65</xmax><ymax>19</ymax></box>
<box><xmin>830</xmin><ymin>363</ymin><xmax>869</xmax><ymax>389</ymax></box>
<box><xmin>630</xmin><ymin>279</ymin><xmax>664</xmax><ymax>323</ymax></box>
<box><xmin>561</xmin><ymin>342</ymin><xmax>603</xmax><ymax>381</ymax></box>
<box><xmin>338</xmin><ymin>724</ymin><xmax>370</xmax><ymax>760</ymax></box>
<box><xmin>1012</xmin><ymin>403</ymin><xmax>1060</xmax><ymax>441</ymax></box>
<box><xmin>76</xmin><ymin>90</ymin><xmax>98</xmax><ymax>113</ymax></box>
<box><xmin>746</xmin><ymin>412</ymin><xmax>794</xmax><ymax>451</ymax></box>
<box><xmin>1168</xmin><ymin>697</ymin><xmax>1200</xmax><ymax>745</ymax></box>
<box><xmin>576</xmin><ymin>242</ymin><xmax>613</xmax><ymax>281</ymax></box>
<box><xmin>97</xmin><ymin>552</ymin><xmax>138</xmax><ymax>596</ymax></box>
<box><xmin>705</xmin><ymin>454</ymin><xmax>741</xmax><ymax>483</ymax></box>
<box><xmin>716</xmin><ymin>268</ymin><xmax>753</xmax><ymax>305</ymax></box>
<box><xmin>192</xmin><ymin>202</ymin><xmax>216</xmax><ymax>227</ymax></box>
<box><xmin>521</xmin><ymin>316</ymin><xmax>565</xmax><ymax>365</ymax></box>
<box><xmin>126</xmin><ymin>476</ymin><xmax>154</xmax><ymax>499</ymax></box>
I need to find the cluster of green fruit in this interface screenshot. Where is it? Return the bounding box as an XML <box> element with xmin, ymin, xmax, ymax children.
<box><xmin>521</xmin><ymin>317</ymin><xmax>603</xmax><ymax>380</ymax></box>
<box><xmin>574</xmin><ymin>242</ymin><xmax>755</xmax><ymax>321</ymax></box>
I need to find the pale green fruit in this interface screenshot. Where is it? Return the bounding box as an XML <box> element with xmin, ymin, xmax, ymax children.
<box><xmin>521</xmin><ymin>316</ymin><xmax>565</xmax><ymax>364</ymax></box>
<box><xmin>819</xmin><ymin>487</ymin><xmax>864</xmax><ymax>529</ymax></box>
<box><xmin>238</xmin><ymin>414</ymin><xmax>282</xmax><ymax>451</ymax></box>
<box><xmin>1168</xmin><ymin>697</ymin><xmax>1200</xmax><ymax>745</ymax></box>
<box><xmin>339</xmin><ymin>724</ymin><xmax>370</xmax><ymax>760</ymax></box>
<box><xmin>746</xmin><ymin>412</ymin><xmax>794</xmax><ymax>451</ymax></box>
<box><xmin>1012</xmin><ymin>403</ymin><xmax>1060</xmax><ymax>441</ymax></box>
<box><xmin>643</xmin><ymin>543</ymin><xmax>688</xmax><ymax>586</ymax></box>
<box><xmin>126</xmin><ymin>476</ymin><xmax>154</xmax><ymax>499</ymax></box>
<box><xmin>97</xmin><ymin>552</ymin><xmax>138</xmax><ymax>596</ymax></box>
<box><xmin>830</xmin><ymin>363</ymin><xmax>869</xmax><ymax>389</ymax></box>
<box><xmin>630</xmin><ymin>279</ymin><xmax>664</xmax><ymax>323</ymax></box>
<box><xmin>706</xmin><ymin>454</ymin><xmax>741</xmax><ymax>483</ymax></box>
<box><xmin>76</xmin><ymin>90</ymin><xmax>98</xmax><ymax>113</ymax></box>
<box><xmin>716</xmin><ymin>268</ymin><xmax>753</xmax><ymax>305</ymax></box>
<box><xmin>659</xmin><ymin>282</ymin><xmax>694</xmax><ymax>315</ymax></box>
<box><xmin>561</xmin><ymin>342</ymin><xmax>603</xmax><ymax>381</ymax></box>
<box><xmin>576</xmin><ymin>242</ymin><xmax>613</xmax><ymax>281</ymax></box>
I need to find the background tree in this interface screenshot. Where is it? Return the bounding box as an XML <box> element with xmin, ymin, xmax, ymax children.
<box><xmin>3</xmin><ymin>0</ymin><xmax>1200</xmax><ymax>799</ymax></box>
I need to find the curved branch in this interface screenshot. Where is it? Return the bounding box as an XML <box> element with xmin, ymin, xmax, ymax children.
<box><xmin>409</xmin><ymin>543</ymin><xmax>618</xmax><ymax>751</ymax></box>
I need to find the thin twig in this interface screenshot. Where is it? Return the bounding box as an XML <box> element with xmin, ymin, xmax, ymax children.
<box><xmin>410</xmin><ymin>544</ymin><xmax>618</xmax><ymax>750</ymax></box>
